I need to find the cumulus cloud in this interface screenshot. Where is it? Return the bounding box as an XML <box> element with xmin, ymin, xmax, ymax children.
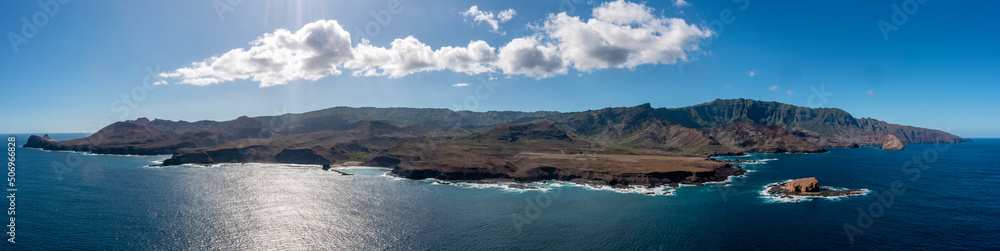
<box><xmin>160</xmin><ymin>21</ymin><xmax>497</xmax><ymax>86</ymax></box>
<box><xmin>345</xmin><ymin>37</ymin><xmax>497</xmax><ymax>78</ymax></box>
<box><xmin>592</xmin><ymin>0</ymin><xmax>655</xmax><ymax>25</ymax></box>
<box><xmin>786</xmin><ymin>90</ymin><xmax>794</xmax><ymax>95</ymax></box>
<box><xmin>452</xmin><ymin>83</ymin><xmax>470</xmax><ymax>87</ymax></box>
<box><xmin>158</xmin><ymin>1</ymin><xmax>711</xmax><ymax>87</ymax></box>
<box><xmin>461</xmin><ymin>6</ymin><xmax>516</xmax><ymax>34</ymax></box>
<box><xmin>769</xmin><ymin>85</ymin><xmax>779</xmax><ymax>91</ymax></box>
<box><xmin>496</xmin><ymin>36</ymin><xmax>566</xmax><ymax>78</ymax></box>
<box><xmin>674</xmin><ymin>0</ymin><xmax>691</xmax><ymax>7</ymax></box>
<box><xmin>543</xmin><ymin>0</ymin><xmax>713</xmax><ymax>72</ymax></box>
<box><xmin>748</xmin><ymin>69</ymin><xmax>757</xmax><ymax>77</ymax></box>
<box><xmin>159</xmin><ymin>20</ymin><xmax>354</xmax><ymax>87</ymax></box>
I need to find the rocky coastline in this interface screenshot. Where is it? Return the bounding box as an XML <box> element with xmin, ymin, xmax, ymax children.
<box><xmin>22</xmin><ymin>99</ymin><xmax>968</xmax><ymax>187</ymax></box>
<box><xmin>384</xmin><ymin>153</ymin><xmax>747</xmax><ymax>188</ymax></box>
<box><xmin>763</xmin><ymin>177</ymin><xmax>867</xmax><ymax>202</ymax></box>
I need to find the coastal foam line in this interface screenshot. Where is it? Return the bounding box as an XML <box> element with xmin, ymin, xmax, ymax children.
<box><xmin>334</xmin><ymin>166</ymin><xmax>391</xmax><ymax>170</ymax></box>
<box><xmin>420</xmin><ymin>179</ymin><xmax>677</xmax><ymax>196</ymax></box>
<box><xmin>430</xmin><ymin>180</ymin><xmax>558</xmax><ymax>193</ymax></box>
<box><xmin>701</xmin><ymin>169</ymin><xmax>757</xmax><ymax>186</ymax></box>
<box><xmin>162</xmin><ymin>162</ymin><xmax>327</xmax><ymax>170</ymax></box>
<box><xmin>755</xmin><ymin>158</ymin><xmax>779</xmax><ymax>163</ymax></box>
<box><xmin>440</xmin><ymin>154</ymin><xmax>783</xmax><ymax>195</ymax></box>
<box><xmin>373</xmin><ymin>171</ymin><xmax>679</xmax><ymax>196</ymax></box>
<box><xmin>759</xmin><ymin>180</ymin><xmax>870</xmax><ymax>203</ymax></box>
<box><xmin>33</xmin><ymin>148</ymin><xmax>171</xmax><ymax>158</ymax></box>
<box><xmin>367</xmin><ymin>168</ymin><xmax>680</xmax><ymax>196</ymax></box>
<box><xmin>711</xmin><ymin>154</ymin><xmax>778</xmax><ymax>165</ymax></box>
<box><xmin>548</xmin><ymin>181</ymin><xmax>676</xmax><ymax>196</ymax></box>
<box><xmin>150</xmin><ymin>157</ymin><xmax>170</xmax><ymax>165</ymax></box>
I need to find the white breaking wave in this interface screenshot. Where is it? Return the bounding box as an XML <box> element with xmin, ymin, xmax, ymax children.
<box><xmin>433</xmin><ymin>180</ymin><xmax>556</xmax><ymax>193</ymax></box>
<box><xmin>756</xmin><ymin>158</ymin><xmax>779</xmax><ymax>163</ymax></box>
<box><xmin>549</xmin><ymin>181</ymin><xmax>676</xmax><ymax>196</ymax></box>
<box><xmin>759</xmin><ymin>180</ymin><xmax>870</xmax><ymax>203</ymax></box>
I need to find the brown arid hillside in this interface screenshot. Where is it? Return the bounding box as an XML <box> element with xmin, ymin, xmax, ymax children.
<box><xmin>23</xmin><ymin>99</ymin><xmax>967</xmax><ymax>187</ymax></box>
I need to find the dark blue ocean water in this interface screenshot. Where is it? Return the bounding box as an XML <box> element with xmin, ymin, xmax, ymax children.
<box><xmin>4</xmin><ymin>133</ymin><xmax>999</xmax><ymax>250</ymax></box>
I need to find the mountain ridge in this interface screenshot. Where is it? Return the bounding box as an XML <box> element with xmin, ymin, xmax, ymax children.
<box><xmin>22</xmin><ymin>99</ymin><xmax>968</xmax><ymax>187</ymax></box>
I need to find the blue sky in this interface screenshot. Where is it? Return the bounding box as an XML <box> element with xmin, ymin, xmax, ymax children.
<box><xmin>1</xmin><ymin>0</ymin><xmax>997</xmax><ymax>137</ymax></box>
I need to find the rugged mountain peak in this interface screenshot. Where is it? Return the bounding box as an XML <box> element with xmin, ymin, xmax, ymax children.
<box><xmin>220</xmin><ymin>115</ymin><xmax>260</xmax><ymax>128</ymax></box>
<box><xmin>229</xmin><ymin>116</ymin><xmax>258</xmax><ymax>126</ymax></box>
<box><xmin>220</xmin><ymin>115</ymin><xmax>270</xmax><ymax>139</ymax></box>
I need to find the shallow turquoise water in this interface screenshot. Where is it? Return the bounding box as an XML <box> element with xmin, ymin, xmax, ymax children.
<box><xmin>6</xmin><ymin>133</ymin><xmax>1000</xmax><ymax>250</ymax></box>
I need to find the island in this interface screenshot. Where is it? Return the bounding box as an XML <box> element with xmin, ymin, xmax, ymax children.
<box><xmin>23</xmin><ymin>99</ymin><xmax>968</xmax><ymax>188</ymax></box>
<box><xmin>764</xmin><ymin>177</ymin><xmax>868</xmax><ymax>202</ymax></box>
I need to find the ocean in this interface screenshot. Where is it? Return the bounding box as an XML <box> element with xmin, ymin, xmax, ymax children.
<box><xmin>6</xmin><ymin>133</ymin><xmax>999</xmax><ymax>250</ymax></box>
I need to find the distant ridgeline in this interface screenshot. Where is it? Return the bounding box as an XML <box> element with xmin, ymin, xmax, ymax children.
<box><xmin>22</xmin><ymin>99</ymin><xmax>967</xmax><ymax>186</ymax></box>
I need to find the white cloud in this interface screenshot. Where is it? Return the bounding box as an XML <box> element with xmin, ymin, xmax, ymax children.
<box><xmin>769</xmin><ymin>85</ymin><xmax>779</xmax><ymax>91</ymax></box>
<box><xmin>592</xmin><ymin>0</ymin><xmax>654</xmax><ymax>25</ymax></box>
<box><xmin>866</xmin><ymin>89</ymin><xmax>875</xmax><ymax>96</ymax></box>
<box><xmin>498</xmin><ymin>9</ymin><xmax>516</xmax><ymax>23</ymax></box>
<box><xmin>461</xmin><ymin>6</ymin><xmax>516</xmax><ymax>34</ymax></box>
<box><xmin>786</xmin><ymin>90</ymin><xmax>794</xmax><ymax>95</ymax></box>
<box><xmin>452</xmin><ymin>83</ymin><xmax>470</xmax><ymax>87</ymax></box>
<box><xmin>496</xmin><ymin>36</ymin><xmax>566</xmax><ymax>78</ymax></box>
<box><xmin>542</xmin><ymin>0</ymin><xmax>713</xmax><ymax>72</ymax></box>
<box><xmin>673</xmin><ymin>0</ymin><xmax>691</xmax><ymax>7</ymax></box>
<box><xmin>159</xmin><ymin>20</ymin><xmax>354</xmax><ymax>87</ymax></box>
<box><xmin>158</xmin><ymin>1</ymin><xmax>712</xmax><ymax>87</ymax></box>
<box><xmin>748</xmin><ymin>69</ymin><xmax>757</xmax><ymax>77</ymax></box>
<box><xmin>180</xmin><ymin>77</ymin><xmax>222</xmax><ymax>86</ymax></box>
<box><xmin>160</xmin><ymin>22</ymin><xmax>497</xmax><ymax>85</ymax></box>
<box><xmin>345</xmin><ymin>37</ymin><xmax>497</xmax><ymax>78</ymax></box>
